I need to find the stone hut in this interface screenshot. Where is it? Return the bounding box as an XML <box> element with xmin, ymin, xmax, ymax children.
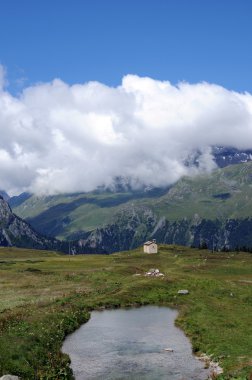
<box><xmin>143</xmin><ymin>239</ymin><xmax>158</xmax><ymax>254</ymax></box>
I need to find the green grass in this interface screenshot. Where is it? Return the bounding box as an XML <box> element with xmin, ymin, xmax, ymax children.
<box><xmin>0</xmin><ymin>245</ymin><xmax>251</xmax><ymax>379</ymax></box>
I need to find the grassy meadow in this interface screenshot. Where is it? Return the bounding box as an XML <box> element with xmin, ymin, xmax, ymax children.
<box><xmin>0</xmin><ymin>245</ymin><xmax>251</xmax><ymax>379</ymax></box>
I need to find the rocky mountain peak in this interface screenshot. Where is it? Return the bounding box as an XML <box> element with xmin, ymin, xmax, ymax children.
<box><xmin>0</xmin><ymin>195</ymin><xmax>12</xmax><ymax>222</ymax></box>
<box><xmin>0</xmin><ymin>195</ymin><xmax>60</xmax><ymax>250</ymax></box>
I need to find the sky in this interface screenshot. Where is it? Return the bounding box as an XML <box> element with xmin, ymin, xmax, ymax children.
<box><xmin>1</xmin><ymin>0</ymin><xmax>252</xmax><ymax>92</ymax></box>
<box><xmin>1</xmin><ymin>0</ymin><xmax>252</xmax><ymax>195</ymax></box>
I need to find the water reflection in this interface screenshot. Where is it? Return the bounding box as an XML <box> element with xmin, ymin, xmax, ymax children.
<box><xmin>62</xmin><ymin>306</ymin><xmax>210</xmax><ymax>380</ymax></box>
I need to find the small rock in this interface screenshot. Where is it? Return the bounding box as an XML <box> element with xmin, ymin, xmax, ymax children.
<box><xmin>178</xmin><ymin>289</ymin><xmax>189</xmax><ymax>295</ymax></box>
<box><xmin>0</xmin><ymin>376</ymin><xmax>20</xmax><ymax>380</ymax></box>
<box><xmin>145</xmin><ymin>268</ymin><xmax>163</xmax><ymax>277</ymax></box>
<box><xmin>164</xmin><ymin>348</ymin><xmax>174</xmax><ymax>352</ymax></box>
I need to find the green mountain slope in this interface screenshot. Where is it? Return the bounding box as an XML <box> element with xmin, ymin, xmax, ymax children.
<box><xmin>152</xmin><ymin>161</ymin><xmax>252</xmax><ymax>221</ymax></box>
<box><xmin>11</xmin><ymin>162</ymin><xmax>252</xmax><ymax>251</ymax></box>
<box><xmin>12</xmin><ymin>189</ymin><xmax>166</xmax><ymax>239</ymax></box>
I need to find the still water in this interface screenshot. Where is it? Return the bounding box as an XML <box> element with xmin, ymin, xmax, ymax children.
<box><xmin>62</xmin><ymin>306</ymin><xmax>210</xmax><ymax>380</ymax></box>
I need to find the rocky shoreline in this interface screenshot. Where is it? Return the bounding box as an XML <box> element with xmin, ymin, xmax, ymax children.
<box><xmin>198</xmin><ymin>353</ymin><xmax>223</xmax><ymax>379</ymax></box>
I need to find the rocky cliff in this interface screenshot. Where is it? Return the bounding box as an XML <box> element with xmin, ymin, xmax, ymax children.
<box><xmin>77</xmin><ymin>206</ymin><xmax>252</xmax><ymax>253</ymax></box>
<box><xmin>0</xmin><ymin>196</ymin><xmax>59</xmax><ymax>250</ymax></box>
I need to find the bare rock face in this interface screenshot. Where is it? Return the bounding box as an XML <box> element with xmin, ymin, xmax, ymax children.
<box><xmin>0</xmin><ymin>196</ymin><xmax>12</xmax><ymax>221</ymax></box>
<box><xmin>78</xmin><ymin>205</ymin><xmax>158</xmax><ymax>253</ymax></box>
<box><xmin>0</xmin><ymin>195</ymin><xmax>59</xmax><ymax>250</ymax></box>
<box><xmin>0</xmin><ymin>190</ymin><xmax>10</xmax><ymax>202</ymax></box>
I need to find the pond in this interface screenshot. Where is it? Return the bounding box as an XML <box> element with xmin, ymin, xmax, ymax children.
<box><xmin>62</xmin><ymin>306</ymin><xmax>211</xmax><ymax>380</ymax></box>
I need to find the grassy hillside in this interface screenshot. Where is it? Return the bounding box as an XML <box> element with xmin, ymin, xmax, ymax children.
<box><xmin>153</xmin><ymin>162</ymin><xmax>252</xmax><ymax>221</ymax></box>
<box><xmin>12</xmin><ymin>162</ymin><xmax>252</xmax><ymax>240</ymax></box>
<box><xmin>11</xmin><ymin>192</ymin><xmax>127</xmax><ymax>239</ymax></box>
<box><xmin>0</xmin><ymin>246</ymin><xmax>251</xmax><ymax>379</ymax></box>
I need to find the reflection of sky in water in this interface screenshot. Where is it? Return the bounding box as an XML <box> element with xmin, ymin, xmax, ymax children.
<box><xmin>63</xmin><ymin>306</ymin><xmax>210</xmax><ymax>380</ymax></box>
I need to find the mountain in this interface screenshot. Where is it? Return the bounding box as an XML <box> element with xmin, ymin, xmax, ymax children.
<box><xmin>184</xmin><ymin>146</ymin><xmax>252</xmax><ymax>169</ymax></box>
<box><xmin>11</xmin><ymin>188</ymin><xmax>167</xmax><ymax>240</ymax></box>
<box><xmin>212</xmin><ymin>146</ymin><xmax>252</xmax><ymax>168</ymax></box>
<box><xmin>80</xmin><ymin>208</ymin><xmax>252</xmax><ymax>253</ymax></box>
<box><xmin>10</xmin><ymin>161</ymin><xmax>252</xmax><ymax>253</ymax></box>
<box><xmin>0</xmin><ymin>195</ymin><xmax>60</xmax><ymax>250</ymax></box>
<box><xmin>0</xmin><ymin>190</ymin><xmax>10</xmax><ymax>202</ymax></box>
<box><xmin>9</xmin><ymin>192</ymin><xmax>31</xmax><ymax>208</ymax></box>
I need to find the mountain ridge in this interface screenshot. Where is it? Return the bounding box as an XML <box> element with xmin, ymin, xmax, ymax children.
<box><xmin>0</xmin><ymin>195</ymin><xmax>60</xmax><ymax>250</ymax></box>
<box><xmin>8</xmin><ymin>161</ymin><xmax>252</xmax><ymax>253</ymax></box>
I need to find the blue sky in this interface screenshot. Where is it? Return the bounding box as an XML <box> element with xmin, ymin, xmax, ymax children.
<box><xmin>1</xmin><ymin>0</ymin><xmax>252</xmax><ymax>93</ymax></box>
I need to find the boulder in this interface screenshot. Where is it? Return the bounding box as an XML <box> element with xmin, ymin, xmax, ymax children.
<box><xmin>178</xmin><ymin>289</ymin><xmax>189</xmax><ymax>295</ymax></box>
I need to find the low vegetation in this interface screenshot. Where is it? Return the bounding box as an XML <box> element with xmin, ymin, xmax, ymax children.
<box><xmin>0</xmin><ymin>245</ymin><xmax>251</xmax><ymax>379</ymax></box>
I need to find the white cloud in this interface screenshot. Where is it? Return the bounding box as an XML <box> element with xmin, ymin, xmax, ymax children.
<box><xmin>0</xmin><ymin>68</ymin><xmax>252</xmax><ymax>195</ymax></box>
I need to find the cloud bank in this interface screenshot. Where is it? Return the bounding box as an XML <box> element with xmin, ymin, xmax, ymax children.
<box><xmin>1</xmin><ymin>67</ymin><xmax>252</xmax><ymax>195</ymax></box>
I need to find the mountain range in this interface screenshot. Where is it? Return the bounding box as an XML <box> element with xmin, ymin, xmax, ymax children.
<box><xmin>4</xmin><ymin>147</ymin><xmax>252</xmax><ymax>253</ymax></box>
